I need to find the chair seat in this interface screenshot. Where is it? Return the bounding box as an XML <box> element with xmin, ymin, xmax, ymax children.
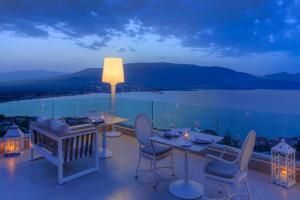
<box><xmin>205</xmin><ymin>160</ymin><xmax>239</xmax><ymax>179</ymax></box>
<box><xmin>141</xmin><ymin>144</ymin><xmax>172</xmax><ymax>156</ymax></box>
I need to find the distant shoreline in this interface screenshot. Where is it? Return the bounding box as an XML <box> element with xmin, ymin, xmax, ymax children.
<box><xmin>2</xmin><ymin>89</ymin><xmax>300</xmax><ymax>115</ymax></box>
<box><xmin>3</xmin><ymin>87</ymin><xmax>300</xmax><ymax>104</ymax></box>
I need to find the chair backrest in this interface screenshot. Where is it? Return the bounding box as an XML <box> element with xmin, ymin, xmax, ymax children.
<box><xmin>237</xmin><ymin>130</ymin><xmax>256</xmax><ymax>172</ymax></box>
<box><xmin>134</xmin><ymin>113</ymin><xmax>152</xmax><ymax>145</ymax></box>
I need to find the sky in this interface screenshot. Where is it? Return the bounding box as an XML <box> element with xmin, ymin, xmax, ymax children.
<box><xmin>0</xmin><ymin>0</ymin><xmax>299</xmax><ymax>75</ymax></box>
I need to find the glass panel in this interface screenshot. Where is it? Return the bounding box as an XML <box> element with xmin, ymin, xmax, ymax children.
<box><xmin>115</xmin><ymin>97</ymin><xmax>153</xmax><ymax>127</ymax></box>
<box><xmin>0</xmin><ymin>98</ymin><xmax>54</xmax><ymax>117</ymax></box>
<box><xmin>218</xmin><ymin>108</ymin><xmax>300</xmax><ymax>156</ymax></box>
<box><xmin>152</xmin><ymin>101</ymin><xmax>218</xmax><ymax>133</ymax></box>
<box><xmin>53</xmin><ymin>95</ymin><xmax>109</xmax><ymax>118</ymax></box>
<box><xmin>5</xmin><ymin>138</ymin><xmax>19</xmax><ymax>154</ymax></box>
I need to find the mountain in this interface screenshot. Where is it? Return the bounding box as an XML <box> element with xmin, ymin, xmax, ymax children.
<box><xmin>0</xmin><ymin>70</ymin><xmax>66</xmax><ymax>82</ymax></box>
<box><xmin>264</xmin><ymin>72</ymin><xmax>300</xmax><ymax>82</ymax></box>
<box><xmin>1</xmin><ymin>63</ymin><xmax>300</xmax><ymax>102</ymax></box>
<box><xmin>124</xmin><ymin>63</ymin><xmax>258</xmax><ymax>89</ymax></box>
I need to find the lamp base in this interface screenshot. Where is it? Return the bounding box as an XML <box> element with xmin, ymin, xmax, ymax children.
<box><xmin>169</xmin><ymin>180</ymin><xmax>203</xmax><ymax>199</ymax></box>
<box><xmin>99</xmin><ymin>148</ymin><xmax>113</xmax><ymax>159</ymax></box>
<box><xmin>106</xmin><ymin>131</ymin><xmax>122</xmax><ymax>138</ymax></box>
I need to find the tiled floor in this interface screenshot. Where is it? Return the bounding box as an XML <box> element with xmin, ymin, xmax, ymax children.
<box><xmin>0</xmin><ymin>135</ymin><xmax>299</xmax><ymax>200</ymax></box>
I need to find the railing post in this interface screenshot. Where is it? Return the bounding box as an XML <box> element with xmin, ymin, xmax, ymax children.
<box><xmin>52</xmin><ymin>94</ymin><xmax>55</xmax><ymax>119</ymax></box>
<box><xmin>151</xmin><ymin>100</ymin><xmax>154</xmax><ymax>127</ymax></box>
<box><xmin>216</xmin><ymin>107</ymin><xmax>220</xmax><ymax>136</ymax></box>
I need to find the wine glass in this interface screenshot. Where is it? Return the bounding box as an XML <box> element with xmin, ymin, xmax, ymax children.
<box><xmin>193</xmin><ymin>121</ymin><xmax>201</xmax><ymax>133</ymax></box>
<box><xmin>100</xmin><ymin>112</ymin><xmax>105</xmax><ymax>121</ymax></box>
<box><xmin>170</xmin><ymin>123</ymin><xmax>176</xmax><ymax>130</ymax></box>
<box><xmin>104</xmin><ymin>111</ymin><xmax>112</xmax><ymax>123</ymax></box>
<box><xmin>88</xmin><ymin>110</ymin><xmax>97</xmax><ymax>123</ymax></box>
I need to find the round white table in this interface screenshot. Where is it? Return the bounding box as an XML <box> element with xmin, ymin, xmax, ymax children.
<box><xmin>169</xmin><ymin>150</ymin><xmax>203</xmax><ymax>199</ymax></box>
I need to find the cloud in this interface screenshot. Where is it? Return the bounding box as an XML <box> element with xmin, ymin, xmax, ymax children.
<box><xmin>75</xmin><ymin>40</ymin><xmax>107</xmax><ymax>50</ymax></box>
<box><xmin>0</xmin><ymin>0</ymin><xmax>299</xmax><ymax>55</ymax></box>
<box><xmin>128</xmin><ymin>46</ymin><xmax>136</xmax><ymax>52</ymax></box>
<box><xmin>269</xmin><ymin>34</ymin><xmax>275</xmax><ymax>43</ymax></box>
<box><xmin>117</xmin><ymin>47</ymin><xmax>126</xmax><ymax>52</ymax></box>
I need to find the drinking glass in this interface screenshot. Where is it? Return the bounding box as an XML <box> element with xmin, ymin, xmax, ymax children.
<box><xmin>193</xmin><ymin>120</ymin><xmax>201</xmax><ymax>133</ymax></box>
<box><xmin>88</xmin><ymin>110</ymin><xmax>97</xmax><ymax>122</ymax></box>
<box><xmin>170</xmin><ymin>123</ymin><xmax>176</xmax><ymax>130</ymax></box>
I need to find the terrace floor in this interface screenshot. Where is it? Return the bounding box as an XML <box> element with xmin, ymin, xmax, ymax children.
<box><xmin>0</xmin><ymin>134</ymin><xmax>299</xmax><ymax>200</ymax></box>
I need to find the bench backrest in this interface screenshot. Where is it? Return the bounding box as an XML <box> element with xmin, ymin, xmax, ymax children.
<box><xmin>30</xmin><ymin>123</ymin><xmax>98</xmax><ymax>163</ymax></box>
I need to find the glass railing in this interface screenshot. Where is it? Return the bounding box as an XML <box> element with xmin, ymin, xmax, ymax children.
<box><xmin>115</xmin><ymin>98</ymin><xmax>153</xmax><ymax>127</ymax></box>
<box><xmin>152</xmin><ymin>101</ymin><xmax>218</xmax><ymax>132</ymax></box>
<box><xmin>0</xmin><ymin>94</ymin><xmax>300</xmax><ymax>159</ymax></box>
<box><xmin>115</xmin><ymin>97</ymin><xmax>300</xmax><ymax>158</ymax></box>
<box><xmin>52</xmin><ymin>95</ymin><xmax>109</xmax><ymax>118</ymax></box>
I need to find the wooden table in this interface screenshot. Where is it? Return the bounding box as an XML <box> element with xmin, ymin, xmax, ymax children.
<box><xmin>150</xmin><ymin>131</ymin><xmax>223</xmax><ymax>199</ymax></box>
<box><xmin>95</xmin><ymin>116</ymin><xmax>128</xmax><ymax>159</ymax></box>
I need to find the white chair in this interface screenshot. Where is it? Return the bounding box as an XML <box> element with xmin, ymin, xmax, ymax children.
<box><xmin>134</xmin><ymin>113</ymin><xmax>174</xmax><ymax>188</ymax></box>
<box><xmin>205</xmin><ymin>131</ymin><xmax>256</xmax><ymax>200</ymax></box>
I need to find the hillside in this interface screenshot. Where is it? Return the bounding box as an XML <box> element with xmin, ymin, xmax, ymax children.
<box><xmin>1</xmin><ymin>63</ymin><xmax>300</xmax><ymax>102</ymax></box>
<box><xmin>0</xmin><ymin>70</ymin><xmax>66</xmax><ymax>82</ymax></box>
<box><xmin>264</xmin><ymin>72</ymin><xmax>300</xmax><ymax>82</ymax></box>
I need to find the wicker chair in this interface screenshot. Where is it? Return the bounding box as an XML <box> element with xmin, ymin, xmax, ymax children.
<box><xmin>134</xmin><ymin>113</ymin><xmax>174</xmax><ymax>188</ymax></box>
<box><xmin>205</xmin><ymin>130</ymin><xmax>256</xmax><ymax>200</ymax></box>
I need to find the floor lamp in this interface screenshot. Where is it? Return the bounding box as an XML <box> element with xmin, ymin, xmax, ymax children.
<box><xmin>102</xmin><ymin>57</ymin><xmax>124</xmax><ymax>137</ymax></box>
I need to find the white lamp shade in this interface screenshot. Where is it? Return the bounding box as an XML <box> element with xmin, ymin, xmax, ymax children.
<box><xmin>102</xmin><ymin>57</ymin><xmax>124</xmax><ymax>85</ymax></box>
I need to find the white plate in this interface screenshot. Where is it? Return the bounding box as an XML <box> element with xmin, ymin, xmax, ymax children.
<box><xmin>181</xmin><ymin>141</ymin><xmax>192</xmax><ymax>147</ymax></box>
<box><xmin>193</xmin><ymin>138</ymin><xmax>213</xmax><ymax>144</ymax></box>
<box><xmin>164</xmin><ymin>130</ymin><xmax>179</xmax><ymax>137</ymax></box>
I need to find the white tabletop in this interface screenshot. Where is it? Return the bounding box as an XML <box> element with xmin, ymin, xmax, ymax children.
<box><xmin>104</xmin><ymin>116</ymin><xmax>128</xmax><ymax>125</ymax></box>
<box><xmin>149</xmin><ymin>131</ymin><xmax>223</xmax><ymax>153</ymax></box>
<box><xmin>91</xmin><ymin>116</ymin><xmax>128</xmax><ymax>127</ymax></box>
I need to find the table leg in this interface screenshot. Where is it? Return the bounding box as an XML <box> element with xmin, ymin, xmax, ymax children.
<box><xmin>169</xmin><ymin>150</ymin><xmax>203</xmax><ymax>199</ymax></box>
<box><xmin>99</xmin><ymin>125</ymin><xmax>112</xmax><ymax>159</ymax></box>
<box><xmin>106</xmin><ymin>125</ymin><xmax>122</xmax><ymax>138</ymax></box>
<box><xmin>184</xmin><ymin>150</ymin><xmax>189</xmax><ymax>182</ymax></box>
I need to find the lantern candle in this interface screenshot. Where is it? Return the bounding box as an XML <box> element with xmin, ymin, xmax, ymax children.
<box><xmin>280</xmin><ymin>167</ymin><xmax>287</xmax><ymax>179</ymax></box>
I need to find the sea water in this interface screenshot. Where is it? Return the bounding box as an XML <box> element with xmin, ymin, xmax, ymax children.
<box><xmin>0</xmin><ymin>90</ymin><xmax>300</xmax><ymax>140</ymax></box>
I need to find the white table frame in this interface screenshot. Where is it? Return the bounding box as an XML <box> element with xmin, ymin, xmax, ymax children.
<box><xmin>150</xmin><ymin>132</ymin><xmax>223</xmax><ymax>199</ymax></box>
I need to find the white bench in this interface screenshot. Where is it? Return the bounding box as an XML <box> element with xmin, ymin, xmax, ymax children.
<box><xmin>30</xmin><ymin>123</ymin><xmax>99</xmax><ymax>184</ymax></box>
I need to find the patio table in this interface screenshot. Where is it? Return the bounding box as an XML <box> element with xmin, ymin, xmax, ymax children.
<box><xmin>149</xmin><ymin>131</ymin><xmax>223</xmax><ymax>199</ymax></box>
<box><xmin>94</xmin><ymin>116</ymin><xmax>128</xmax><ymax>158</ymax></box>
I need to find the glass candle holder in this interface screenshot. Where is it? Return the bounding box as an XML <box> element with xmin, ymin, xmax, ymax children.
<box><xmin>100</xmin><ymin>112</ymin><xmax>105</xmax><ymax>120</ymax></box>
<box><xmin>183</xmin><ymin>129</ymin><xmax>189</xmax><ymax>140</ymax></box>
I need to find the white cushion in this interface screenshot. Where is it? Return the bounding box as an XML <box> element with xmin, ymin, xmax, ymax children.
<box><xmin>205</xmin><ymin>160</ymin><xmax>239</xmax><ymax>179</ymax></box>
<box><xmin>36</xmin><ymin>116</ymin><xmax>51</xmax><ymax>130</ymax></box>
<box><xmin>50</xmin><ymin>119</ymin><xmax>71</xmax><ymax>135</ymax></box>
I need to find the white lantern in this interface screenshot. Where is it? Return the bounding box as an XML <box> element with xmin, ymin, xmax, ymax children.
<box><xmin>4</xmin><ymin>125</ymin><xmax>25</xmax><ymax>156</ymax></box>
<box><xmin>271</xmin><ymin>139</ymin><xmax>296</xmax><ymax>188</ymax></box>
